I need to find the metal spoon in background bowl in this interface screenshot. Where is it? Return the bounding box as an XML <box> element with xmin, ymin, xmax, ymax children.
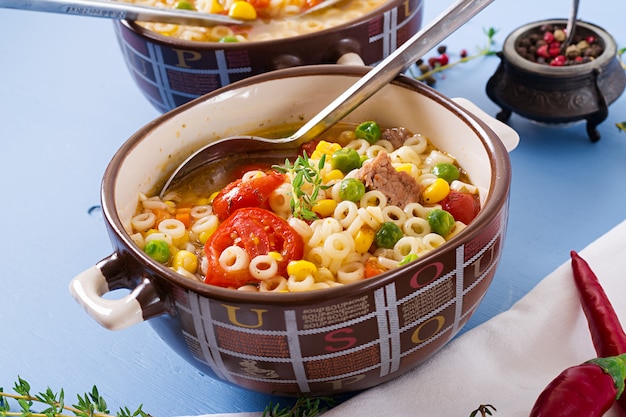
<box><xmin>561</xmin><ymin>0</ymin><xmax>580</xmax><ymax>54</ymax></box>
<box><xmin>0</xmin><ymin>0</ymin><xmax>243</xmax><ymax>26</ymax></box>
<box><xmin>160</xmin><ymin>0</ymin><xmax>496</xmax><ymax>197</ymax></box>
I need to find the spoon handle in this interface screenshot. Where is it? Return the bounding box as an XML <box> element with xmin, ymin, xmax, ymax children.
<box><xmin>562</xmin><ymin>0</ymin><xmax>580</xmax><ymax>52</ymax></box>
<box><xmin>0</xmin><ymin>0</ymin><xmax>243</xmax><ymax>26</ymax></box>
<box><xmin>288</xmin><ymin>0</ymin><xmax>495</xmax><ymax>143</ymax></box>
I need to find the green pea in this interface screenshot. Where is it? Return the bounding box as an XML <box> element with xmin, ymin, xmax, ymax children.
<box><xmin>398</xmin><ymin>253</ymin><xmax>418</xmax><ymax>266</ymax></box>
<box><xmin>339</xmin><ymin>178</ymin><xmax>365</xmax><ymax>202</ymax></box>
<box><xmin>331</xmin><ymin>148</ymin><xmax>361</xmax><ymax>173</ymax></box>
<box><xmin>174</xmin><ymin>0</ymin><xmax>196</xmax><ymax>10</ymax></box>
<box><xmin>427</xmin><ymin>209</ymin><xmax>455</xmax><ymax>236</ymax></box>
<box><xmin>375</xmin><ymin>222</ymin><xmax>403</xmax><ymax>249</ymax></box>
<box><xmin>432</xmin><ymin>163</ymin><xmax>460</xmax><ymax>183</ymax></box>
<box><xmin>145</xmin><ymin>239</ymin><xmax>171</xmax><ymax>263</ymax></box>
<box><xmin>219</xmin><ymin>36</ymin><xmax>239</xmax><ymax>43</ymax></box>
<box><xmin>355</xmin><ymin>121</ymin><xmax>381</xmax><ymax>144</ymax></box>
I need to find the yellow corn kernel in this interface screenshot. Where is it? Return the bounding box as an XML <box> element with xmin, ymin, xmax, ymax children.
<box><xmin>210</xmin><ymin>0</ymin><xmax>224</xmax><ymax>13</ymax></box>
<box><xmin>322</xmin><ymin>169</ymin><xmax>344</xmax><ymax>183</ymax></box>
<box><xmin>354</xmin><ymin>226</ymin><xmax>376</xmax><ymax>254</ymax></box>
<box><xmin>422</xmin><ymin>177</ymin><xmax>450</xmax><ymax>204</ymax></box>
<box><xmin>228</xmin><ymin>1</ymin><xmax>257</xmax><ymax>20</ymax></box>
<box><xmin>312</xmin><ymin>199</ymin><xmax>338</xmax><ymax>218</ymax></box>
<box><xmin>208</xmin><ymin>191</ymin><xmax>220</xmax><ymax>203</ymax></box>
<box><xmin>198</xmin><ymin>229</ymin><xmax>215</xmax><ymax>244</ymax></box>
<box><xmin>287</xmin><ymin>260</ymin><xmax>317</xmax><ymax>279</ymax></box>
<box><xmin>395</xmin><ymin>163</ymin><xmax>413</xmax><ymax>174</ymax></box>
<box><xmin>195</xmin><ymin>197</ymin><xmax>211</xmax><ymax>206</ymax></box>
<box><xmin>268</xmin><ymin>251</ymin><xmax>283</xmax><ymax>262</ymax></box>
<box><xmin>311</xmin><ymin>140</ymin><xmax>342</xmax><ymax>160</ymax></box>
<box><xmin>172</xmin><ymin>250</ymin><xmax>198</xmax><ymax>274</ymax></box>
<box><xmin>172</xmin><ymin>232</ymin><xmax>190</xmax><ymax>249</ymax></box>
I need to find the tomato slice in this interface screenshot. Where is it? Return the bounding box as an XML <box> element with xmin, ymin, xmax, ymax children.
<box><xmin>212</xmin><ymin>170</ymin><xmax>285</xmax><ymax>221</ymax></box>
<box><xmin>204</xmin><ymin>207</ymin><xmax>304</xmax><ymax>288</ymax></box>
<box><xmin>439</xmin><ymin>191</ymin><xmax>481</xmax><ymax>225</ymax></box>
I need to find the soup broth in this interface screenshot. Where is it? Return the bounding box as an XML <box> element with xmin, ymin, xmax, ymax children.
<box><xmin>122</xmin><ymin>0</ymin><xmax>387</xmax><ymax>42</ymax></box>
<box><xmin>130</xmin><ymin>122</ymin><xmax>481</xmax><ymax>292</ymax></box>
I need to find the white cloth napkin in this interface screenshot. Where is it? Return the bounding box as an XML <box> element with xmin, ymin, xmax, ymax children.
<box><xmin>188</xmin><ymin>220</ymin><xmax>626</xmax><ymax>417</ymax></box>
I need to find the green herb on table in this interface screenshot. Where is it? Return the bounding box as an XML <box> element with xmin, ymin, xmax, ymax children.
<box><xmin>469</xmin><ymin>404</ymin><xmax>497</xmax><ymax>417</ymax></box>
<box><xmin>0</xmin><ymin>377</ymin><xmax>150</xmax><ymax>417</ymax></box>
<box><xmin>262</xmin><ymin>397</ymin><xmax>335</xmax><ymax>417</ymax></box>
<box><xmin>415</xmin><ymin>27</ymin><xmax>499</xmax><ymax>86</ymax></box>
<box><xmin>273</xmin><ymin>153</ymin><xmax>331</xmax><ymax>222</ymax></box>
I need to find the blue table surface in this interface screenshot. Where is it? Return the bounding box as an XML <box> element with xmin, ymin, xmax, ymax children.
<box><xmin>2</xmin><ymin>0</ymin><xmax>626</xmax><ymax>415</ymax></box>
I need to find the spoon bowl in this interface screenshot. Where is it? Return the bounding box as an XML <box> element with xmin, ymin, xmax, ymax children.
<box><xmin>159</xmin><ymin>0</ymin><xmax>495</xmax><ymax>197</ymax></box>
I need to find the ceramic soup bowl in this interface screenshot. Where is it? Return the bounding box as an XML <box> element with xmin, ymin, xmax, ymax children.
<box><xmin>70</xmin><ymin>65</ymin><xmax>517</xmax><ymax>396</ymax></box>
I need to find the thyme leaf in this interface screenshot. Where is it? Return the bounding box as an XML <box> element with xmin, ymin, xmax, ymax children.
<box><xmin>273</xmin><ymin>153</ymin><xmax>330</xmax><ymax>221</ymax></box>
<box><xmin>262</xmin><ymin>397</ymin><xmax>335</xmax><ymax>417</ymax></box>
<box><xmin>0</xmin><ymin>377</ymin><xmax>150</xmax><ymax>417</ymax></box>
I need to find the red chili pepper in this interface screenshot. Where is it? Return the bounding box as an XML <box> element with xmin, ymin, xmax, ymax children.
<box><xmin>529</xmin><ymin>354</ymin><xmax>626</xmax><ymax>417</ymax></box>
<box><xmin>570</xmin><ymin>251</ymin><xmax>626</xmax><ymax>358</ymax></box>
<box><xmin>570</xmin><ymin>250</ymin><xmax>626</xmax><ymax>413</ymax></box>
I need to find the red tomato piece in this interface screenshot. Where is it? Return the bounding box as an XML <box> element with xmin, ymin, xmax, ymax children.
<box><xmin>204</xmin><ymin>207</ymin><xmax>304</xmax><ymax>288</ymax></box>
<box><xmin>439</xmin><ymin>191</ymin><xmax>480</xmax><ymax>225</ymax></box>
<box><xmin>300</xmin><ymin>139</ymin><xmax>321</xmax><ymax>157</ymax></box>
<box><xmin>212</xmin><ymin>170</ymin><xmax>285</xmax><ymax>221</ymax></box>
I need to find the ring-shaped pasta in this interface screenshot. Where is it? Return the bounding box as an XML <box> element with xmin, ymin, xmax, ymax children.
<box><xmin>287</xmin><ymin>274</ymin><xmax>315</xmax><ymax>292</ymax></box>
<box><xmin>404</xmin><ymin>202</ymin><xmax>428</xmax><ymax>219</ymax></box>
<box><xmin>288</xmin><ymin>217</ymin><xmax>313</xmax><ymax>240</ymax></box>
<box><xmin>337</xmin><ymin>262</ymin><xmax>365</xmax><ymax>284</ymax></box>
<box><xmin>334</xmin><ymin>200</ymin><xmax>359</xmax><ymax>228</ymax></box>
<box><xmin>191</xmin><ymin>214</ymin><xmax>219</xmax><ymax>234</ymax></box>
<box><xmin>324</xmin><ymin>232</ymin><xmax>355</xmax><ymax>260</ymax></box>
<box><xmin>382</xmin><ymin>205</ymin><xmax>407</xmax><ymax>226</ymax></box>
<box><xmin>423</xmin><ymin>233</ymin><xmax>447</xmax><ymax>250</ymax></box>
<box><xmin>402</xmin><ymin>216</ymin><xmax>431</xmax><ymax>237</ymax></box>
<box><xmin>219</xmin><ymin>245</ymin><xmax>250</xmax><ymax>272</ymax></box>
<box><xmin>158</xmin><ymin>218</ymin><xmax>186</xmax><ymax>239</ymax></box>
<box><xmin>344</xmin><ymin>138</ymin><xmax>370</xmax><ymax>155</ymax></box>
<box><xmin>390</xmin><ymin>146</ymin><xmax>421</xmax><ymax>165</ymax></box>
<box><xmin>131</xmin><ymin>212</ymin><xmax>156</xmax><ymax>232</ymax></box>
<box><xmin>360</xmin><ymin>190</ymin><xmax>387</xmax><ymax>208</ymax></box>
<box><xmin>269</xmin><ymin>183</ymin><xmax>292</xmax><ymax>217</ymax></box>
<box><xmin>259</xmin><ymin>276</ymin><xmax>288</xmax><ymax>292</ymax></box>
<box><xmin>405</xmin><ymin>133</ymin><xmax>429</xmax><ymax>154</ymax></box>
<box><xmin>141</xmin><ymin>198</ymin><xmax>168</xmax><ymax>210</ymax></box>
<box><xmin>190</xmin><ymin>205</ymin><xmax>212</xmax><ymax>219</ymax></box>
<box><xmin>306</xmin><ymin>246</ymin><xmax>329</xmax><ymax>268</ymax></box>
<box><xmin>393</xmin><ymin>236</ymin><xmax>423</xmax><ymax>260</ymax></box>
<box><xmin>365</xmin><ymin>144</ymin><xmax>389</xmax><ymax>159</ymax></box>
<box><xmin>357</xmin><ymin>206</ymin><xmax>382</xmax><ymax>230</ymax></box>
<box><xmin>249</xmin><ymin>255</ymin><xmax>279</xmax><ymax>280</ymax></box>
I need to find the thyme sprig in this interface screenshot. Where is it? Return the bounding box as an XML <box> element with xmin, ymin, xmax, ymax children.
<box><xmin>469</xmin><ymin>404</ymin><xmax>497</xmax><ymax>417</ymax></box>
<box><xmin>415</xmin><ymin>27</ymin><xmax>499</xmax><ymax>84</ymax></box>
<box><xmin>0</xmin><ymin>377</ymin><xmax>150</xmax><ymax>417</ymax></box>
<box><xmin>273</xmin><ymin>153</ymin><xmax>330</xmax><ymax>221</ymax></box>
<box><xmin>262</xmin><ymin>397</ymin><xmax>335</xmax><ymax>417</ymax></box>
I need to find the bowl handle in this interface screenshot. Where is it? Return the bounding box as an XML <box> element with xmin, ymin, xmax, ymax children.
<box><xmin>70</xmin><ymin>254</ymin><xmax>167</xmax><ymax>330</ymax></box>
<box><xmin>452</xmin><ymin>97</ymin><xmax>520</xmax><ymax>152</ymax></box>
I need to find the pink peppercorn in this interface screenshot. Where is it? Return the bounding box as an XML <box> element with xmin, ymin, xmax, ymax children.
<box><xmin>543</xmin><ymin>31</ymin><xmax>555</xmax><ymax>43</ymax></box>
<box><xmin>438</xmin><ymin>53</ymin><xmax>449</xmax><ymax>66</ymax></box>
<box><xmin>550</xmin><ymin>55</ymin><xmax>567</xmax><ymax>66</ymax></box>
<box><xmin>536</xmin><ymin>44</ymin><xmax>550</xmax><ymax>58</ymax></box>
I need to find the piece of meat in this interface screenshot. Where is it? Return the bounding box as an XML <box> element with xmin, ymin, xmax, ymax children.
<box><xmin>356</xmin><ymin>152</ymin><xmax>421</xmax><ymax>207</ymax></box>
<box><xmin>382</xmin><ymin>127</ymin><xmax>413</xmax><ymax>149</ymax></box>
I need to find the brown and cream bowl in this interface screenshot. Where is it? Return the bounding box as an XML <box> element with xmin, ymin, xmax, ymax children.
<box><xmin>114</xmin><ymin>0</ymin><xmax>424</xmax><ymax>112</ymax></box>
<box><xmin>70</xmin><ymin>65</ymin><xmax>517</xmax><ymax>396</ymax></box>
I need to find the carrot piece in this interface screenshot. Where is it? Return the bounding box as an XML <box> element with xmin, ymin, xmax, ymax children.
<box><xmin>175</xmin><ymin>207</ymin><xmax>192</xmax><ymax>228</ymax></box>
<box><xmin>364</xmin><ymin>257</ymin><xmax>385</xmax><ymax>278</ymax></box>
<box><xmin>152</xmin><ymin>208</ymin><xmax>172</xmax><ymax>226</ymax></box>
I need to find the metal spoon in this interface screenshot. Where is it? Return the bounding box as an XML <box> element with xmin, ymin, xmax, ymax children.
<box><xmin>160</xmin><ymin>0</ymin><xmax>495</xmax><ymax>197</ymax></box>
<box><xmin>0</xmin><ymin>0</ymin><xmax>243</xmax><ymax>26</ymax></box>
<box><xmin>561</xmin><ymin>0</ymin><xmax>580</xmax><ymax>53</ymax></box>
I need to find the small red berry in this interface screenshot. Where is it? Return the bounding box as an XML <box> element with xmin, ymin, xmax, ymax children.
<box><xmin>438</xmin><ymin>53</ymin><xmax>449</xmax><ymax>66</ymax></box>
<box><xmin>536</xmin><ymin>44</ymin><xmax>550</xmax><ymax>58</ymax></box>
<box><xmin>428</xmin><ymin>57</ymin><xmax>439</xmax><ymax>68</ymax></box>
<box><xmin>550</xmin><ymin>55</ymin><xmax>566</xmax><ymax>66</ymax></box>
<box><xmin>460</xmin><ymin>49</ymin><xmax>468</xmax><ymax>58</ymax></box>
<box><xmin>548</xmin><ymin>45</ymin><xmax>561</xmax><ymax>57</ymax></box>
<box><xmin>543</xmin><ymin>31</ymin><xmax>555</xmax><ymax>43</ymax></box>
<box><xmin>586</xmin><ymin>35</ymin><xmax>596</xmax><ymax>44</ymax></box>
